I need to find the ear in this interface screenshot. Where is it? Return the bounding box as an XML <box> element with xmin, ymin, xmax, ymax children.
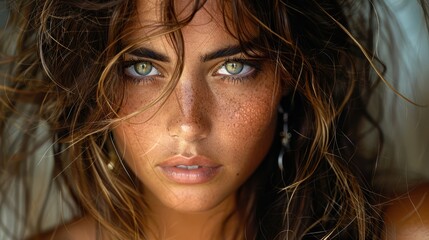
<box><xmin>383</xmin><ymin>183</ymin><xmax>429</xmax><ymax>240</ymax></box>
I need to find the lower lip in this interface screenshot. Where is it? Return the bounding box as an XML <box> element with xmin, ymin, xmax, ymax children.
<box><xmin>159</xmin><ymin>166</ymin><xmax>221</xmax><ymax>184</ymax></box>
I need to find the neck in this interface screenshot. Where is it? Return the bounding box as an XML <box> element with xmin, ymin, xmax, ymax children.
<box><xmin>144</xmin><ymin>194</ymin><xmax>244</xmax><ymax>240</ymax></box>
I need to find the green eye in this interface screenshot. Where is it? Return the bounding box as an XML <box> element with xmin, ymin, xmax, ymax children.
<box><xmin>134</xmin><ymin>62</ymin><xmax>153</xmax><ymax>76</ymax></box>
<box><xmin>216</xmin><ymin>60</ymin><xmax>254</xmax><ymax>77</ymax></box>
<box><xmin>224</xmin><ymin>61</ymin><xmax>244</xmax><ymax>75</ymax></box>
<box><xmin>124</xmin><ymin>61</ymin><xmax>160</xmax><ymax>79</ymax></box>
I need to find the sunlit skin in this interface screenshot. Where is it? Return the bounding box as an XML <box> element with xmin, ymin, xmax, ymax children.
<box><xmin>110</xmin><ymin>0</ymin><xmax>282</xmax><ymax>238</ymax></box>
<box><xmin>10</xmin><ymin>1</ymin><xmax>429</xmax><ymax>240</ymax></box>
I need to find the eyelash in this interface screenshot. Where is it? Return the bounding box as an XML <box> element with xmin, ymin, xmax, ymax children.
<box><xmin>121</xmin><ymin>58</ymin><xmax>261</xmax><ymax>84</ymax></box>
<box><xmin>215</xmin><ymin>58</ymin><xmax>261</xmax><ymax>83</ymax></box>
<box><xmin>122</xmin><ymin>60</ymin><xmax>162</xmax><ymax>84</ymax></box>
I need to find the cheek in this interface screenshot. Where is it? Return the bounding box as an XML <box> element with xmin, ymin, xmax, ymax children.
<box><xmin>113</xmin><ymin>103</ymin><xmax>163</xmax><ymax>164</ymax></box>
<box><xmin>232</xmin><ymin>77</ymin><xmax>280</xmax><ymax>137</ymax></box>
<box><xmin>119</xmin><ymin>86</ymin><xmax>161</xmax><ymax>117</ymax></box>
<box><xmin>114</xmin><ymin>86</ymin><xmax>164</xmax><ymax>148</ymax></box>
<box><xmin>231</xmin><ymin>102</ymin><xmax>276</xmax><ymax>152</ymax></box>
<box><xmin>112</xmin><ymin>123</ymin><xmax>151</xmax><ymax>164</ymax></box>
<box><xmin>219</xmin><ymin>84</ymin><xmax>280</xmax><ymax>162</ymax></box>
<box><xmin>230</xmin><ymin>98</ymin><xmax>275</xmax><ymax>136</ymax></box>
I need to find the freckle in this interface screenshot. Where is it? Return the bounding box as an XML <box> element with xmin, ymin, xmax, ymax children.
<box><xmin>236</xmin><ymin>173</ymin><xmax>239</xmax><ymax>176</ymax></box>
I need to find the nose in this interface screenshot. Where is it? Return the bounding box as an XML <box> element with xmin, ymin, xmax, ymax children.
<box><xmin>166</xmin><ymin>77</ymin><xmax>211</xmax><ymax>142</ymax></box>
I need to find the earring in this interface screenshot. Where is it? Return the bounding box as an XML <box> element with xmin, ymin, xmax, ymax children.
<box><xmin>108</xmin><ymin>132</ymin><xmax>119</xmax><ymax>171</ymax></box>
<box><xmin>278</xmin><ymin>106</ymin><xmax>291</xmax><ymax>171</ymax></box>
<box><xmin>108</xmin><ymin>132</ymin><xmax>136</xmax><ymax>185</ymax></box>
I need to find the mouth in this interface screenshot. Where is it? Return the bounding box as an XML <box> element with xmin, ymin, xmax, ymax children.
<box><xmin>176</xmin><ymin>165</ymin><xmax>202</xmax><ymax>170</ymax></box>
<box><xmin>157</xmin><ymin>156</ymin><xmax>221</xmax><ymax>184</ymax></box>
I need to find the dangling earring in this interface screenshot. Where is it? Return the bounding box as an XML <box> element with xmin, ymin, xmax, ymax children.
<box><xmin>108</xmin><ymin>132</ymin><xmax>136</xmax><ymax>185</ymax></box>
<box><xmin>108</xmin><ymin>132</ymin><xmax>119</xmax><ymax>171</ymax></box>
<box><xmin>278</xmin><ymin>106</ymin><xmax>291</xmax><ymax>171</ymax></box>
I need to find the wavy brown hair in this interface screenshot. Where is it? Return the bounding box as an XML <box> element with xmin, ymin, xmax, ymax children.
<box><xmin>1</xmin><ymin>0</ymin><xmax>422</xmax><ymax>239</ymax></box>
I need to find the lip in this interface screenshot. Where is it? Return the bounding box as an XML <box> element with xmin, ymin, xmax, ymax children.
<box><xmin>157</xmin><ymin>155</ymin><xmax>221</xmax><ymax>184</ymax></box>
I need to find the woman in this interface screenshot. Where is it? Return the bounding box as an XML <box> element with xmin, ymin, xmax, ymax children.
<box><xmin>1</xmin><ymin>0</ymin><xmax>428</xmax><ymax>239</ymax></box>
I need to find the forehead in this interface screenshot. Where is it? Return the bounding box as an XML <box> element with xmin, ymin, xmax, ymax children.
<box><xmin>124</xmin><ymin>0</ymin><xmax>257</xmax><ymax>49</ymax></box>
<box><xmin>131</xmin><ymin>0</ymin><xmax>227</xmax><ymax>35</ymax></box>
<box><xmin>135</xmin><ymin>0</ymin><xmax>221</xmax><ymax>21</ymax></box>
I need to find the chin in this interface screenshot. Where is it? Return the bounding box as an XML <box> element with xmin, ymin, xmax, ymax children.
<box><xmin>150</xmin><ymin>186</ymin><xmax>237</xmax><ymax>214</ymax></box>
<box><xmin>169</xmin><ymin>202</ymin><xmax>219</xmax><ymax>213</ymax></box>
<box><xmin>168</xmin><ymin>194</ymin><xmax>227</xmax><ymax>212</ymax></box>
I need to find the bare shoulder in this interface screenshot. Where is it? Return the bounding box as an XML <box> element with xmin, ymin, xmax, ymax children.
<box><xmin>30</xmin><ymin>216</ymin><xmax>96</xmax><ymax>240</ymax></box>
<box><xmin>383</xmin><ymin>183</ymin><xmax>429</xmax><ymax>240</ymax></box>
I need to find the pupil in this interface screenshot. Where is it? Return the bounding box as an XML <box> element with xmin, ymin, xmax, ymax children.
<box><xmin>135</xmin><ymin>62</ymin><xmax>152</xmax><ymax>75</ymax></box>
<box><xmin>226</xmin><ymin>62</ymin><xmax>243</xmax><ymax>74</ymax></box>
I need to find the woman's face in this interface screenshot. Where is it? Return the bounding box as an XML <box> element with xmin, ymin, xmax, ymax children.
<box><xmin>113</xmin><ymin>0</ymin><xmax>282</xmax><ymax>213</ymax></box>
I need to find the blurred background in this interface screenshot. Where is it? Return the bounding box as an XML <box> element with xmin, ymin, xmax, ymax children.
<box><xmin>378</xmin><ymin>0</ymin><xmax>429</xmax><ymax>180</ymax></box>
<box><xmin>0</xmin><ymin>2</ymin><xmax>6</xmax><ymax>24</ymax></box>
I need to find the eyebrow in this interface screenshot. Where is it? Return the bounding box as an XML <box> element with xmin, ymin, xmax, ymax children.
<box><xmin>127</xmin><ymin>48</ymin><xmax>170</xmax><ymax>62</ymax></box>
<box><xmin>127</xmin><ymin>45</ymin><xmax>245</xmax><ymax>63</ymax></box>
<box><xmin>200</xmin><ymin>45</ymin><xmax>243</xmax><ymax>62</ymax></box>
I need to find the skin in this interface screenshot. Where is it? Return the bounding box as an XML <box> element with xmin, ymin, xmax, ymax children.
<box><xmin>34</xmin><ymin>1</ymin><xmax>429</xmax><ymax>239</ymax></box>
<box><xmin>31</xmin><ymin>1</ymin><xmax>281</xmax><ymax>239</ymax></box>
<box><xmin>37</xmin><ymin>185</ymin><xmax>429</xmax><ymax>240</ymax></box>
<box><xmin>383</xmin><ymin>184</ymin><xmax>429</xmax><ymax>240</ymax></box>
<box><xmin>111</xmin><ymin>0</ymin><xmax>281</xmax><ymax>238</ymax></box>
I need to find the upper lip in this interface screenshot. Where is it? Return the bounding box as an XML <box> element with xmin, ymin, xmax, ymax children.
<box><xmin>157</xmin><ymin>155</ymin><xmax>220</xmax><ymax>168</ymax></box>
